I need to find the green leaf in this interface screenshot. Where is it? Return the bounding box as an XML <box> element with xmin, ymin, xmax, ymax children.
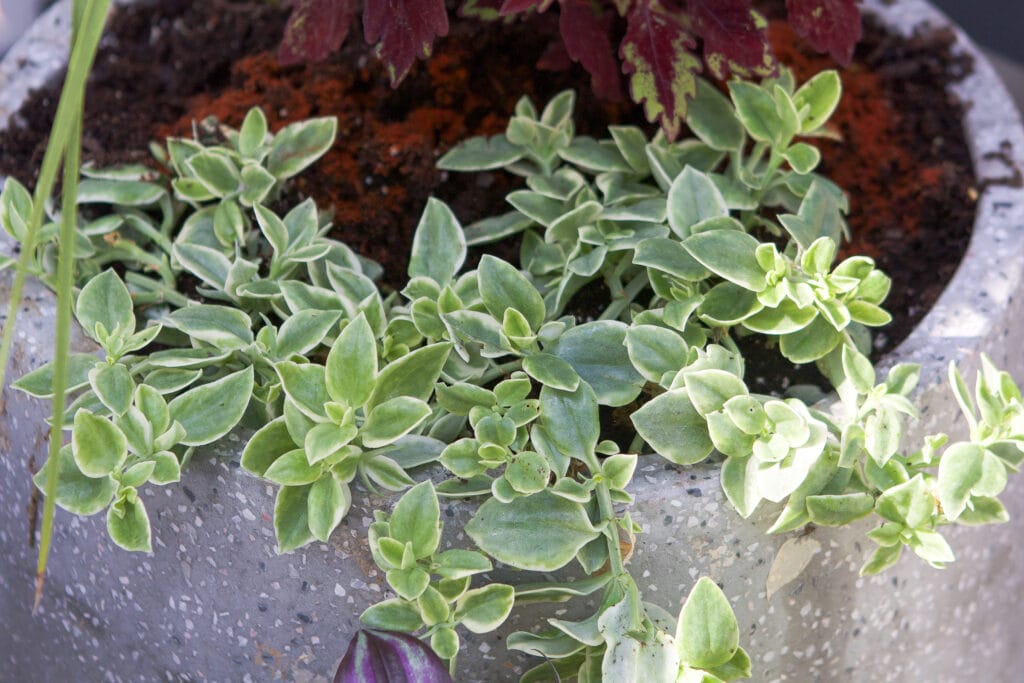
<box><xmin>387</xmin><ymin>567</ymin><xmax>430</xmax><ymax>601</ymax></box>
<box><xmin>438</xmin><ymin>134</ymin><xmax>524</xmax><ymax>171</ymax></box>
<box><xmin>668</xmin><ymin>167</ymin><xmax>729</xmax><ymax>238</ymax></box>
<box><xmin>276</xmin><ymin>361</ymin><xmax>330</xmax><ymax>420</ymax></box>
<box><xmin>721</xmin><ymin>455</ymin><xmax>761</xmax><ymax>518</ymax></box>
<box><xmin>938</xmin><ymin>443</ymin><xmax>1007</xmax><ymax>521</ymax></box>
<box><xmin>683</xmin><ymin>231</ymin><xmax>766</xmax><ymax>292</ymax></box>
<box><xmin>305</xmin><ymin>422</ymin><xmax>357</xmax><ymax>465</ymax></box>
<box><xmin>841</xmin><ymin>345</ymin><xmax>876</xmax><ymax>394</ymax></box>
<box><xmin>12</xmin><ymin>353</ymin><xmax>97</xmax><ymax>398</ymax></box>
<box><xmin>686</xmin><ymin>78</ymin><xmax>744</xmax><ymax>151</ymax></box>
<box><xmin>860</xmin><ymin>543</ymin><xmax>903</xmax><ymax>576</ymax></box>
<box><xmin>107</xmin><ymin>497</ymin><xmax>152</xmax><ymax>552</ymax></box>
<box><xmin>389</xmin><ymin>480</ymin><xmax>441</xmax><ymax>559</ymax></box>
<box><xmin>466</xmin><ymin>492</ymin><xmax>599</xmax><ymax>571</ymax></box>
<box><xmin>274</xmin><ymin>484</ymin><xmax>314</xmax><ymax>553</ymax></box>
<box><xmin>699</xmin><ymin>282</ymin><xmax>763</xmax><ymax>326</ymax></box>
<box><xmin>237</xmin><ymin>107</ymin><xmax>268</xmax><ymax>157</ymax></box>
<box><xmin>779</xmin><ymin>316</ymin><xmax>842</xmax><ymax>363</ymax></box>
<box><xmin>783</xmin><ymin>143</ymin><xmax>820</xmax><ymax>174</ymax></box>
<box><xmin>634</xmin><ymin>237</ymin><xmax>710</xmax><ymax>281</ymax></box>
<box><xmin>307</xmin><ymin>475</ymin><xmax>351</xmax><ymax>542</ymax></box>
<box><xmin>684</xmin><ymin>370</ymin><xmax>748</xmax><ymax>416</ymax></box>
<box><xmin>793</xmin><ymin>70</ymin><xmax>841</xmax><ymax>133</ymax></box>
<box><xmin>540</xmin><ymin>383</ymin><xmax>600</xmax><ymax>458</ymax></box>
<box><xmin>806</xmin><ymin>493</ymin><xmax>875</xmax><ymax>526</ymax></box>
<box><xmin>360</xmin><ymin>598</ymin><xmax>424</xmax><ymax>633</ymax></box>
<box><xmin>706</xmin><ymin>646</ymin><xmax>753</xmax><ymax>681</ymax></box>
<box><xmin>408</xmin><ymin>198</ymin><xmax>466</xmax><ymax>286</ymax></box>
<box><xmin>626</xmin><ymin>325</ymin><xmax>687</xmax><ymax>384</ymax></box>
<box><xmin>167</xmin><ymin>304</ymin><xmax>253</xmax><ymax>350</ymax></box>
<box><xmin>728</xmin><ymin>81</ymin><xmax>783</xmax><ymax>144</ymax></box>
<box><xmin>876</xmin><ymin>475</ymin><xmax>934</xmax><ymax>529</ymax></box>
<box><xmin>677</xmin><ymin>577</ymin><xmax>739</xmax><ymax>669</ymax></box>
<box><xmin>172</xmin><ymin>243</ymin><xmax>230</xmax><ymax>291</ymax></box>
<box><xmin>77</xmin><ymin>270</ymin><xmax>134</xmax><ymax>342</ymax></box>
<box><xmin>478</xmin><ymin>255</ymin><xmax>546</xmax><ymax>331</ymax></box>
<box><xmin>72</xmin><ymin>410</ymin><xmax>127</xmax><ymax>478</ymax></box>
<box><xmin>89</xmin><ymin>363</ymin><xmax>134</xmax><ymax>416</ymax></box>
<box><xmin>168</xmin><ymin>367</ymin><xmax>254</xmax><ymax>446</ymax></box>
<box><xmin>455</xmin><ymin>584</ymin><xmax>515</xmax><ymax>633</ymax></box>
<box><xmin>632</xmin><ymin>390</ymin><xmax>714</xmax><ymax>465</ymax></box>
<box><xmin>186</xmin><ymin>150</ymin><xmax>241</xmax><ymax>197</ymax></box>
<box><xmin>264</xmin><ymin>449</ymin><xmax>322</xmax><ymax>486</ymax></box>
<box><xmin>33</xmin><ymin>446</ymin><xmax>116</xmax><ymax>516</ymax></box>
<box><xmin>523</xmin><ymin>353</ymin><xmax>579</xmax><ymax>391</ymax></box>
<box><xmin>362</xmin><ymin>397</ymin><xmax>432</xmax><ymax>448</ymax></box>
<box><xmin>267</xmin><ymin>116</ymin><xmax>337</xmax><ymax>179</ymax></box>
<box><xmin>325</xmin><ymin>314</ymin><xmax>377</xmax><ymax>407</ymax></box>
<box><xmin>551</xmin><ymin>321</ymin><xmax>643</xmax><ymax>407</ymax></box>
<box><xmin>275</xmin><ymin>309</ymin><xmax>342</xmax><ymax>358</ymax></box>
<box><xmin>366</xmin><ymin>343</ymin><xmax>452</xmax><ymax>411</ymax></box>
<box><xmin>434</xmin><ymin>549</ymin><xmax>493</xmax><ymax>579</ymax></box>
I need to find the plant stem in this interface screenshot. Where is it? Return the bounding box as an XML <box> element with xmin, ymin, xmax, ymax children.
<box><xmin>599</xmin><ymin>270</ymin><xmax>649</xmax><ymax>322</ymax></box>
<box><xmin>479</xmin><ymin>359</ymin><xmax>523</xmax><ymax>385</ymax></box>
<box><xmin>579</xmin><ymin>450</ymin><xmax>627</xmax><ymax>579</ymax></box>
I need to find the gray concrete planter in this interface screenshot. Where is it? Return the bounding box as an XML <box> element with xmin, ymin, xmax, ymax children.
<box><xmin>2</xmin><ymin>1</ymin><xmax>1024</xmax><ymax>681</ymax></box>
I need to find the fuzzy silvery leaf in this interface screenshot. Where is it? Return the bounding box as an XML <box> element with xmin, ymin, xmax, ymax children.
<box><xmin>523</xmin><ymin>352</ymin><xmax>580</xmax><ymax>391</ymax></box>
<box><xmin>168</xmin><ymin>367</ymin><xmax>254</xmax><ymax>446</ymax></box>
<box><xmin>264</xmin><ymin>448</ymin><xmax>322</xmax><ymax>486</ymax></box>
<box><xmin>308</xmin><ymin>474</ymin><xmax>351</xmax><ymax>542</ymax></box>
<box><xmin>699</xmin><ymin>281</ymin><xmax>764</xmax><ymax>327</ymax></box>
<box><xmin>805</xmin><ymin>492</ymin><xmax>875</xmax><ymax>527</ymax></box>
<box><xmin>504</xmin><ymin>451</ymin><xmax>551</xmax><ymax>495</ymax></box>
<box><xmin>254</xmin><ymin>203</ymin><xmax>290</xmax><ymax>256</ymax></box>
<box><xmin>727</xmin><ymin>80</ymin><xmax>786</xmax><ymax>145</ymax></box>
<box><xmin>938</xmin><ymin>443</ymin><xmax>1008</xmax><ymax>521</ymax></box>
<box><xmin>136</xmin><ymin>383</ymin><xmax>170</xmax><ymax>434</ymax></box>
<box><xmin>89</xmin><ymin>363</ymin><xmax>134</xmax><ymax>416</ymax></box>
<box><xmin>361</xmin><ymin>397</ymin><xmax>432</xmax><ymax>449</ymax></box>
<box><xmin>742</xmin><ymin>299</ymin><xmax>817</xmax><ymax>335</ymax></box>
<box><xmin>677</xmin><ymin>577</ymin><xmax>739</xmax><ymax>669</ymax></box>
<box><xmin>335</xmin><ymin>628</ymin><xmax>450</xmax><ymax>683</ymax></box>
<box><xmin>323</xmin><ymin>314</ymin><xmax>377</xmax><ymax>408</ymax></box>
<box><xmin>876</xmin><ymin>475</ymin><xmax>934</xmax><ymax>529</ymax></box>
<box><xmin>682</xmin><ymin>230</ymin><xmax>766</xmax><ymax>292</ymax></box>
<box><xmin>237</xmin><ymin>107</ymin><xmax>269</xmax><ymax>158</ymax></box>
<box><xmin>149</xmin><ymin>452</ymin><xmax>181</xmax><ymax>485</ymax></box>
<box><xmin>684</xmin><ymin>370</ymin><xmax>747</xmax><ymax>417</ymax></box>
<box><xmin>167</xmin><ymin>305</ymin><xmax>253</xmax><ymax>350</ymax></box>
<box><xmin>274</xmin><ymin>310</ymin><xmax>341</xmax><ymax>358</ymax></box>
<box><xmin>304</xmin><ymin>422</ymin><xmax>358</xmax><ymax>465</ymax></box>
<box><xmin>34</xmin><ymin>445</ymin><xmax>117</xmax><ymax>516</ymax></box>
<box><xmin>540</xmin><ymin>383</ymin><xmax>600</xmax><ymax>459</ymax></box>
<box><xmin>408</xmin><ymin>198</ymin><xmax>465</xmax><ymax>286</ymax></box>
<box><xmin>0</xmin><ymin>177</ymin><xmax>32</xmax><ymax>241</ymax></box>
<box><xmin>277</xmin><ymin>361</ymin><xmax>330</xmax><ymax>421</ymax></box>
<box><xmin>13</xmin><ymin>353</ymin><xmax>98</xmax><ymax>398</ymax></box>
<box><xmin>389</xmin><ymin>481</ymin><xmax>441</xmax><ymax>559</ymax></box>
<box><xmin>444</xmin><ymin>310</ymin><xmax>510</xmax><ymax>355</ymax></box>
<box><xmin>173</xmin><ymin>243</ymin><xmax>230</xmax><ymax>291</ymax></box>
<box><xmin>860</xmin><ymin>543</ymin><xmax>903</xmax><ymax>576</ymax></box>
<box><xmin>77</xmin><ymin>270</ymin><xmax>134</xmax><ymax>343</ymax></box>
<box><xmin>366</xmin><ymin>343</ymin><xmax>451</xmax><ymax>412</ymax></box>
<box><xmin>721</xmin><ymin>455</ymin><xmax>761</xmax><ymax>518</ymax></box>
<box><xmin>478</xmin><ymin>255</ymin><xmax>545</xmax><ymax>331</ymax></box>
<box><xmin>793</xmin><ymin>70</ymin><xmax>842</xmax><ymax>134</ymax></box>
<box><xmin>186</xmin><ymin>149</ymin><xmax>241</xmax><ymax>198</ymax></box>
<box><xmin>437</xmin><ymin>134</ymin><xmax>524</xmax><ymax>171</ymax></box>
<box><xmin>549</xmin><ymin>321</ymin><xmax>643</xmax><ymax>407</ymax></box>
<box><xmin>274</xmin><ymin>484</ymin><xmax>314</xmax><ymax>552</ymax></box>
<box><xmin>633</xmin><ymin>237</ymin><xmax>710</xmax><ymax>282</ymax></box>
<box><xmin>668</xmin><ymin>167</ymin><xmax>729</xmax><ymax>238</ymax></box>
<box><xmin>267</xmin><ymin>117</ymin><xmax>337</xmax><ymax>180</ymax></box>
<box><xmin>466</xmin><ymin>491</ymin><xmax>599</xmax><ymax>571</ymax></box>
<box><xmin>841</xmin><ymin>345</ymin><xmax>875</xmax><ymax>395</ymax></box>
<box><xmin>625</xmin><ymin>325</ymin><xmax>687</xmax><ymax>384</ymax></box>
<box><xmin>107</xmin><ymin>496</ymin><xmax>152</xmax><ymax>553</ymax></box>
<box><xmin>454</xmin><ymin>583</ymin><xmax>515</xmax><ymax>634</ymax></box>
<box><xmin>77</xmin><ymin>178</ymin><xmax>165</xmax><ymax>206</ymax></box>
<box><xmin>242</xmin><ymin>418</ymin><xmax>298</xmax><ymax>477</ymax></box>
<box><xmin>632</xmin><ymin>390</ymin><xmax>714</xmax><ymax>465</ymax></box>
<box><xmin>778</xmin><ymin>316</ymin><xmax>842</xmax><ymax>363</ymax></box>
<box><xmin>783</xmin><ymin>143</ymin><xmax>821</xmax><ymax>175</ymax></box>
<box><xmin>606</xmin><ymin>125</ymin><xmax>651</xmax><ymax>174</ymax></box>
<box><xmin>559</xmin><ymin>136</ymin><xmax>631</xmax><ymax>173</ymax></box>
<box><xmin>72</xmin><ymin>409</ymin><xmax>128</xmax><ymax>478</ymax></box>
<box><xmin>685</xmin><ymin>78</ymin><xmax>744</xmax><ymax>151</ymax></box>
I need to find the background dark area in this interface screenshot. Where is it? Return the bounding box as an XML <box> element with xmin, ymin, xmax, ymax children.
<box><xmin>933</xmin><ymin>0</ymin><xmax>1024</xmax><ymax>63</ymax></box>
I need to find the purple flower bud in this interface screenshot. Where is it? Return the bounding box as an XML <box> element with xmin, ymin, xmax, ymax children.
<box><xmin>335</xmin><ymin>629</ymin><xmax>453</xmax><ymax>683</ymax></box>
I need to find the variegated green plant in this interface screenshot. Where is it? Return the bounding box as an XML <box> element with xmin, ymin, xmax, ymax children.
<box><xmin>5</xmin><ymin>67</ymin><xmax>1023</xmax><ymax>682</ymax></box>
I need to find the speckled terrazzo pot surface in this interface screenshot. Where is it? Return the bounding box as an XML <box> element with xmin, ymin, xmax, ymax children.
<box><xmin>2</xmin><ymin>1</ymin><xmax>1024</xmax><ymax>681</ymax></box>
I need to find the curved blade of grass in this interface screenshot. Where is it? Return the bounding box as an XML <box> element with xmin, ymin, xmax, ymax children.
<box><xmin>24</xmin><ymin>0</ymin><xmax>113</xmax><ymax>610</ymax></box>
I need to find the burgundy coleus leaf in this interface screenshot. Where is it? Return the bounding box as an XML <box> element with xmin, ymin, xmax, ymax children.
<box><xmin>559</xmin><ymin>0</ymin><xmax>622</xmax><ymax>101</ymax></box>
<box><xmin>364</xmin><ymin>0</ymin><xmax>450</xmax><ymax>86</ymax></box>
<box><xmin>688</xmin><ymin>0</ymin><xmax>776</xmax><ymax>80</ymax></box>
<box><xmin>499</xmin><ymin>0</ymin><xmax>554</xmax><ymax>16</ymax></box>
<box><xmin>334</xmin><ymin>629</ymin><xmax>452</xmax><ymax>683</ymax></box>
<box><xmin>278</xmin><ymin>0</ymin><xmax>358</xmax><ymax>65</ymax></box>
<box><xmin>620</xmin><ymin>0</ymin><xmax>701</xmax><ymax>140</ymax></box>
<box><xmin>786</xmin><ymin>0</ymin><xmax>862</xmax><ymax>65</ymax></box>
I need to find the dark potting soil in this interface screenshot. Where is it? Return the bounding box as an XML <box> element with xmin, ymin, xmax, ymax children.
<box><xmin>0</xmin><ymin>0</ymin><xmax>979</xmax><ymax>373</ymax></box>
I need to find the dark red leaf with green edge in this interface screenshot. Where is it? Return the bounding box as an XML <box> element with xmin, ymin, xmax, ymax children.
<box><xmin>364</xmin><ymin>0</ymin><xmax>450</xmax><ymax>86</ymax></box>
<box><xmin>559</xmin><ymin>0</ymin><xmax>622</xmax><ymax>101</ymax></box>
<box><xmin>278</xmin><ymin>0</ymin><xmax>358</xmax><ymax>65</ymax></box>
<box><xmin>500</xmin><ymin>0</ymin><xmax>553</xmax><ymax>16</ymax></box>
<box><xmin>786</xmin><ymin>0</ymin><xmax>862</xmax><ymax>65</ymax></box>
<box><xmin>537</xmin><ymin>38</ymin><xmax>572</xmax><ymax>71</ymax></box>
<box><xmin>334</xmin><ymin>629</ymin><xmax>452</xmax><ymax>683</ymax></box>
<box><xmin>620</xmin><ymin>0</ymin><xmax>701</xmax><ymax>140</ymax></box>
<box><xmin>688</xmin><ymin>0</ymin><xmax>776</xmax><ymax>80</ymax></box>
